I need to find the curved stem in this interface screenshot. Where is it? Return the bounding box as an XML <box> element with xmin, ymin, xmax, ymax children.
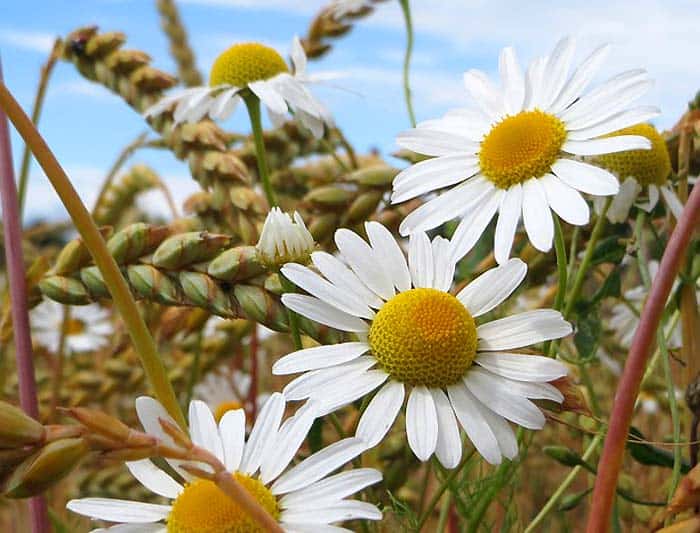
<box><xmin>0</xmin><ymin>81</ymin><xmax>186</xmax><ymax>430</ymax></box>
<box><xmin>398</xmin><ymin>0</ymin><xmax>417</xmax><ymax>128</ymax></box>
<box><xmin>587</xmin><ymin>181</ymin><xmax>700</xmax><ymax>532</ymax></box>
<box><xmin>243</xmin><ymin>93</ymin><xmax>278</xmax><ymax>207</ymax></box>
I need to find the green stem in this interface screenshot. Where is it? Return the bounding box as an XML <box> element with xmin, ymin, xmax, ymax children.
<box><xmin>243</xmin><ymin>93</ymin><xmax>278</xmax><ymax>207</ymax></box>
<box><xmin>185</xmin><ymin>331</ymin><xmax>202</xmax><ymax>408</ymax></box>
<box><xmin>398</xmin><ymin>0</ymin><xmax>417</xmax><ymax>128</ymax></box>
<box><xmin>436</xmin><ymin>491</ymin><xmax>453</xmax><ymax>532</ymax></box>
<box><xmin>0</xmin><ymin>82</ymin><xmax>186</xmax><ymax>429</ymax></box>
<box><xmin>280</xmin><ymin>274</ymin><xmax>303</xmax><ymax>351</ymax></box>
<box><xmin>546</xmin><ymin>216</ymin><xmax>568</xmax><ymax>356</ymax></box>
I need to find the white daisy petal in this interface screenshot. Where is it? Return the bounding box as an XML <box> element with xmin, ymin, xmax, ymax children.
<box><xmin>660</xmin><ymin>185</ymin><xmax>685</xmax><ymax>220</ymax></box>
<box><xmin>396</xmin><ymin>128</ymin><xmax>476</xmax><ymax>157</ymax></box>
<box><xmin>469</xmin><ymin>367</ymin><xmax>563</xmax><ymax>402</ymax></box>
<box><xmin>406</xmin><ymin>386</ymin><xmax>438</xmax><ymax>461</ymax></box>
<box><xmin>280</xmin><ymin>500</ymin><xmax>382</xmax><ymax>524</ymax></box>
<box><xmin>391</xmin><ymin>154</ymin><xmax>478</xmax><ymax>204</ymax></box>
<box><xmin>562</xmin><ymin>135</ymin><xmax>651</xmax><ymax>156</ymax></box>
<box><xmin>273</xmin><ymin>342</ymin><xmax>370</xmax><ymax>375</ymax></box>
<box><xmin>283</xmin><ymin>357</ymin><xmax>377</xmax><ymax>401</ymax></box>
<box><xmin>271</xmin><ymin>437</ymin><xmax>367</xmax><ymax>495</ymax></box>
<box><xmin>566</xmin><ymin>106</ymin><xmax>660</xmax><ymax>140</ymax></box>
<box><xmin>478</xmin><ymin>309</ymin><xmax>572</xmax><ymax>351</ymax></box>
<box><xmin>493</xmin><ymin>184</ymin><xmax>523</xmax><ymax>264</ymax></box>
<box><xmin>541</xmin><ymin>37</ymin><xmax>575</xmax><ymax>110</ymax></box>
<box><xmin>463</xmin><ymin>69</ymin><xmax>504</xmax><ymax>120</ymax></box>
<box><xmin>143</xmin><ymin>88</ymin><xmax>196</xmax><ymax>118</ymax></box>
<box><xmin>209</xmin><ymin>88</ymin><xmax>239</xmax><ymax>120</ymax></box>
<box><xmin>430</xmin><ymin>388</ymin><xmax>462</xmax><ymax>469</ymax></box>
<box><xmin>418</xmin><ymin>115</ymin><xmax>488</xmax><ymax>142</ymax></box>
<box><xmin>476</xmin><ymin>352</ymin><xmax>568</xmax><ymax>382</ymax></box>
<box><xmin>431</xmin><ymin>236</ymin><xmax>456</xmax><ymax>292</ymax></box>
<box><xmin>449</xmin><ymin>185</ymin><xmax>502</xmax><ymax>263</ymax></box>
<box><xmin>314</xmin><ymin>370</ymin><xmax>388</xmax><ymax>417</ymax></box>
<box><xmin>365</xmin><ymin>222</ymin><xmax>412</xmax><ymax>292</ymax></box>
<box><xmin>539</xmin><ymin>174</ymin><xmax>590</xmax><ymax>226</ymax></box>
<box><xmin>90</xmin><ymin>524</ymin><xmax>166</xmax><ymax>533</ymax></box>
<box><xmin>551</xmin><ymin>158</ymin><xmax>619</xmax><ymax>196</ymax></box>
<box><xmin>447</xmin><ymin>383</ymin><xmax>501</xmax><ymax>464</ymax></box>
<box><xmin>522</xmin><ymin>178</ymin><xmax>554</xmax><ymax>252</ymax></box>
<box><xmin>549</xmin><ymin>44</ymin><xmax>610</xmax><ymax>114</ymax></box>
<box><xmin>173</xmin><ymin>88</ymin><xmax>212</xmax><ymax>124</ymax></box>
<box><xmin>457</xmin><ymin>258</ymin><xmax>527</xmax><ymax>317</ymax></box>
<box><xmin>500</xmin><ymin>46</ymin><xmax>525</xmax><ymax>114</ymax></box>
<box><xmin>472</xmin><ymin>398</ymin><xmax>519</xmax><ymax>460</ymax></box>
<box><xmin>282</xmin><ymin>294</ymin><xmax>369</xmax><ymax>333</ymax></box>
<box><xmin>219</xmin><ymin>408</ymin><xmax>246</xmax><ymax>472</ymax></box>
<box><xmin>282</xmin><ymin>524</ymin><xmax>351</xmax><ymax>533</ymax></box>
<box><xmin>523</xmin><ymin>56</ymin><xmax>547</xmax><ymax>110</ymax></box>
<box><xmin>66</xmin><ymin>498</ymin><xmax>171</xmax><ymax>523</ymax></box>
<box><xmin>311</xmin><ymin>251</ymin><xmax>383</xmax><ymax>309</ymax></box>
<box><xmin>356</xmin><ymin>381</ymin><xmax>405</xmax><ymax>448</ymax></box>
<box><xmin>291</xmin><ymin>35</ymin><xmax>307</xmax><ymax>76</ymax></box>
<box><xmin>280</xmin><ymin>468</ymin><xmax>382</xmax><ymax>511</ymax></box>
<box><xmin>189</xmin><ymin>400</ymin><xmax>224</xmax><ymax>463</ymax></box>
<box><xmin>240</xmin><ymin>392</ymin><xmax>285</xmax><ymax>475</ymax></box>
<box><xmin>335</xmin><ymin>228</ymin><xmax>395</xmax><ymax>300</ymax></box>
<box><xmin>125</xmin><ymin>461</ymin><xmax>182</xmax><ymax>499</ymax></box>
<box><xmin>638</xmin><ymin>182</ymin><xmax>659</xmax><ymax>213</ymax></box>
<box><xmin>408</xmin><ymin>232</ymin><xmax>434</xmax><ymax>288</ymax></box>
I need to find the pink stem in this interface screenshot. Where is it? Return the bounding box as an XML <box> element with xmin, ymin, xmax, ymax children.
<box><xmin>0</xmin><ymin>57</ymin><xmax>49</xmax><ymax>533</ymax></box>
<box><xmin>587</xmin><ymin>182</ymin><xmax>700</xmax><ymax>532</ymax></box>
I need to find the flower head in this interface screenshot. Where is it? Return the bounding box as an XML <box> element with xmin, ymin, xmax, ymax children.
<box><xmin>144</xmin><ymin>37</ymin><xmax>332</xmax><ymax>138</ymax></box>
<box><xmin>257</xmin><ymin>208</ymin><xmax>315</xmax><ymax>267</ymax></box>
<box><xmin>276</xmin><ymin>222</ymin><xmax>572</xmax><ymax>466</ymax></box>
<box><xmin>31</xmin><ymin>301</ymin><xmax>113</xmax><ymax>354</ymax></box>
<box><xmin>393</xmin><ymin>38</ymin><xmax>657</xmax><ymax>264</ymax></box>
<box><xmin>194</xmin><ymin>364</ymin><xmax>269</xmax><ymax>422</ymax></box>
<box><xmin>67</xmin><ymin>396</ymin><xmax>382</xmax><ymax>531</ymax></box>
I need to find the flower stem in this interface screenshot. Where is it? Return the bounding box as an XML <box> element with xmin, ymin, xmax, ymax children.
<box><xmin>281</xmin><ymin>274</ymin><xmax>303</xmax><ymax>350</ymax></box>
<box><xmin>243</xmin><ymin>93</ymin><xmax>278</xmax><ymax>207</ymax></box>
<box><xmin>0</xmin><ymin>81</ymin><xmax>186</xmax><ymax>430</ymax></box>
<box><xmin>545</xmin><ymin>216</ymin><xmax>568</xmax><ymax>356</ymax></box>
<box><xmin>398</xmin><ymin>0</ymin><xmax>417</xmax><ymax>128</ymax></box>
<box><xmin>587</xmin><ymin>181</ymin><xmax>700</xmax><ymax>532</ymax></box>
<box><xmin>0</xmin><ymin>59</ymin><xmax>50</xmax><ymax>533</ymax></box>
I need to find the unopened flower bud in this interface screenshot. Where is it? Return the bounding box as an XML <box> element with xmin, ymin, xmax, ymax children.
<box><xmin>256</xmin><ymin>208</ymin><xmax>315</xmax><ymax>267</ymax></box>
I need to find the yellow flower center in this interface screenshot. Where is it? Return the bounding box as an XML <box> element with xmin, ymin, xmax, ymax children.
<box><xmin>593</xmin><ymin>123</ymin><xmax>671</xmax><ymax>187</ymax></box>
<box><xmin>214</xmin><ymin>401</ymin><xmax>243</xmax><ymax>423</ymax></box>
<box><xmin>368</xmin><ymin>288</ymin><xmax>477</xmax><ymax>387</ymax></box>
<box><xmin>209</xmin><ymin>43</ymin><xmax>288</xmax><ymax>88</ymax></box>
<box><xmin>167</xmin><ymin>473</ymin><xmax>279</xmax><ymax>533</ymax></box>
<box><xmin>479</xmin><ymin>110</ymin><xmax>567</xmax><ymax>189</ymax></box>
<box><xmin>65</xmin><ymin>318</ymin><xmax>86</xmax><ymax>335</ymax></box>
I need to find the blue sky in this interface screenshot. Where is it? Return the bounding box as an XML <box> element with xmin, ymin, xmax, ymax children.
<box><xmin>2</xmin><ymin>0</ymin><xmax>699</xmax><ymax>222</ymax></box>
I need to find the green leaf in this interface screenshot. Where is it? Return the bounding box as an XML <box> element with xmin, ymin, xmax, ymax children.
<box><xmin>574</xmin><ymin>312</ymin><xmax>602</xmax><ymax>360</ymax></box>
<box><xmin>591</xmin><ymin>268</ymin><xmax>621</xmax><ymax>305</ymax></box>
<box><xmin>590</xmin><ymin>236</ymin><xmax>626</xmax><ymax>266</ymax></box>
<box><xmin>627</xmin><ymin>426</ymin><xmax>691</xmax><ymax>474</ymax></box>
<box><xmin>559</xmin><ymin>488</ymin><xmax>593</xmax><ymax>511</ymax></box>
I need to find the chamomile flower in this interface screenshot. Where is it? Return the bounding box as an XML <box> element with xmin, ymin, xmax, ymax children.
<box><xmin>592</xmin><ymin>123</ymin><xmax>684</xmax><ymax>222</ymax></box>
<box><xmin>257</xmin><ymin>208</ymin><xmax>316</xmax><ymax>266</ymax></box>
<box><xmin>67</xmin><ymin>396</ymin><xmax>382</xmax><ymax>532</ymax></box>
<box><xmin>275</xmin><ymin>222</ymin><xmax>571</xmax><ymax>466</ymax></box>
<box><xmin>393</xmin><ymin>37</ymin><xmax>657</xmax><ymax>264</ymax></box>
<box><xmin>144</xmin><ymin>37</ymin><xmax>332</xmax><ymax>138</ymax></box>
<box><xmin>31</xmin><ymin>301</ymin><xmax>113</xmax><ymax>354</ymax></box>
<box><xmin>194</xmin><ymin>365</ymin><xmax>269</xmax><ymax>423</ymax></box>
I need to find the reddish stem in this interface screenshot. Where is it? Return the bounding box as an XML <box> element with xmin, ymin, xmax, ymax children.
<box><xmin>0</xmin><ymin>58</ymin><xmax>49</xmax><ymax>533</ymax></box>
<box><xmin>587</xmin><ymin>182</ymin><xmax>700</xmax><ymax>532</ymax></box>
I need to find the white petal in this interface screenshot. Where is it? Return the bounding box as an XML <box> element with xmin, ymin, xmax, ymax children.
<box><xmin>500</xmin><ymin>46</ymin><xmax>525</xmax><ymax>114</ymax></box>
<box><xmin>463</xmin><ymin>373</ymin><xmax>546</xmax><ymax>429</ymax></box>
<box><xmin>143</xmin><ymin>88</ymin><xmax>196</xmax><ymax>118</ymax></box>
<box><xmin>249</xmin><ymin>81</ymin><xmax>288</xmax><ymax>115</ymax></box>
<box><xmin>272</xmin><ymin>74</ymin><xmax>321</xmax><ymax>117</ymax></box>
<box><xmin>469</xmin><ymin>367</ymin><xmax>563</xmax><ymax>402</ymax></box>
<box><xmin>66</xmin><ymin>498</ymin><xmax>170</xmax><ymax>523</ymax></box>
<box><xmin>219</xmin><ymin>408</ymin><xmax>246</xmax><ymax>472</ymax></box>
<box><xmin>209</xmin><ymin>88</ymin><xmax>239</xmax><ymax>120</ymax></box>
<box><xmin>449</xmin><ymin>185</ymin><xmax>502</xmax><ymax>263</ymax></box>
<box><xmin>273</xmin><ymin>342</ymin><xmax>370</xmax><ymax>375</ymax></box>
<box><xmin>356</xmin><ymin>381</ymin><xmax>405</xmax><ymax>448</ymax></box>
<box><xmin>282</xmin><ymin>294</ymin><xmax>369</xmax><ymax>333</ymax></box>
<box><xmin>314</xmin><ymin>370</ymin><xmax>388</xmax><ymax>417</ymax></box>
<box><xmin>391</xmin><ymin>155</ymin><xmax>478</xmax><ymax>204</ymax></box>
<box><xmin>280</xmin><ymin>500</ymin><xmax>382</xmax><ymax>524</ymax></box>
<box><xmin>430</xmin><ymin>236</ymin><xmax>456</xmax><ymax>292</ymax></box>
<box><xmin>271</xmin><ymin>438</ymin><xmax>367</xmax><ymax>495</ymax></box>
<box><xmin>281</xmin><ymin>264</ymin><xmax>374</xmax><ymax>319</ymax></box>
<box><xmin>311</xmin><ymin>251</ymin><xmax>383</xmax><ymax>309</ymax></box>
<box><xmin>472</xmin><ymin>399</ymin><xmax>519</xmax><ymax>460</ymax></box>
<box><xmin>91</xmin><ymin>524</ymin><xmax>166</xmax><ymax>533</ymax></box>
<box><xmin>282</xmin><ymin>524</ymin><xmax>351</xmax><ymax>533</ymax></box>
<box><xmin>408</xmin><ymin>232</ymin><xmax>434</xmax><ymax>288</ymax></box>
<box><xmin>280</xmin><ymin>468</ymin><xmax>382</xmax><ymax>511</ymax></box>
<box><xmin>463</xmin><ymin>69</ymin><xmax>504</xmax><ymax>120</ymax></box>
<box><xmin>540</xmin><ymin>37</ymin><xmax>576</xmax><ymax>110</ymax></box>
<box><xmin>335</xmin><ymin>229</ymin><xmax>394</xmax><ymax>300</ymax></box>
<box><xmin>566</xmin><ymin>106</ymin><xmax>660</xmax><ymax>140</ymax></box>
<box><xmin>539</xmin><ymin>174</ymin><xmax>590</xmax><ymax>226</ymax></box>
<box><xmin>638</xmin><ymin>182</ymin><xmax>660</xmax><ymax>213</ymax></box>
<box><xmin>240</xmin><ymin>392</ymin><xmax>285</xmax><ymax>475</ymax></box>
<box><xmin>549</xmin><ymin>44</ymin><xmax>610</xmax><ymax>114</ymax></box>
<box><xmin>406</xmin><ymin>386</ymin><xmax>438</xmax><ymax>461</ymax></box>
<box><xmin>457</xmin><ymin>258</ymin><xmax>526</xmax><ymax>317</ymax></box>
<box><xmin>365</xmin><ymin>221</ymin><xmax>412</xmax><ymax>292</ymax></box>
<box><xmin>478</xmin><ymin>309</ymin><xmax>572</xmax><ymax>350</ymax></box>
<box><xmin>125</xmin><ymin>461</ymin><xmax>182</xmax><ymax>499</ymax></box>
<box><xmin>396</xmin><ymin>128</ymin><xmax>476</xmax><ymax>157</ymax></box>
<box><xmin>607</xmin><ymin>176</ymin><xmax>640</xmax><ymax>221</ymax></box>
<box><xmin>660</xmin><ymin>185</ymin><xmax>685</xmax><ymax>220</ymax></box>
<box><xmin>290</xmin><ymin>35</ymin><xmax>307</xmax><ymax>75</ymax></box>
<box><xmin>493</xmin><ymin>184</ymin><xmax>523</xmax><ymax>264</ymax></box>
<box><xmin>430</xmin><ymin>388</ymin><xmax>462</xmax><ymax>469</ymax></box>
<box><xmin>523</xmin><ymin>56</ymin><xmax>547</xmax><ymax>110</ymax></box>
<box><xmin>189</xmin><ymin>400</ymin><xmax>224</xmax><ymax>463</ymax></box>
<box><xmin>418</xmin><ymin>114</ymin><xmax>488</xmax><ymax>142</ymax></box>
<box><xmin>283</xmin><ymin>357</ymin><xmax>377</xmax><ymax>401</ymax></box>
<box><xmin>562</xmin><ymin>135</ymin><xmax>651</xmax><ymax>156</ymax></box>
<box><xmin>447</xmin><ymin>383</ymin><xmax>501</xmax><ymax>464</ymax></box>
<box><xmin>476</xmin><ymin>352</ymin><xmax>568</xmax><ymax>382</ymax></box>
<box><xmin>551</xmin><ymin>158</ymin><xmax>619</xmax><ymax>196</ymax></box>
<box><xmin>522</xmin><ymin>178</ymin><xmax>554</xmax><ymax>252</ymax></box>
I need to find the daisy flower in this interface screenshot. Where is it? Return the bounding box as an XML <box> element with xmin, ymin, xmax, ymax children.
<box><xmin>67</xmin><ymin>396</ymin><xmax>382</xmax><ymax>532</ymax></box>
<box><xmin>144</xmin><ymin>37</ymin><xmax>332</xmax><ymax>138</ymax></box>
<box><xmin>31</xmin><ymin>301</ymin><xmax>113</xmax><ymax>354</ymax></box>
<box><xmin>194</xmin><ymin>365</ymin><xmax>269</xmax><ymax>423</ymax></box>
<box><xmin>393</xmin><ymin>37</ymin><xmax>657</xmax><ymax>264</ymax></box>
<box><xmin>592</xmin><ymin>123</ymin><xmax>684</xmax><ymax>222</ymax></box>
<box><xmin>275</xmin><ymin>222</ymin><xmax>571</xmax><ymax>466</ymax></box>
<box><xmin>257</xmin><ymin>207</ymin><xmax>316</xmax><ymax>267</ymax></box>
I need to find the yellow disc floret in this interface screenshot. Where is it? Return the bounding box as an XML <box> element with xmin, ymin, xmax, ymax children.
<box><xmin>593</xmin><ymin>123</ymin><xmax>671</xmax><ymax>187</ymax></box>
<box><xmin>479</xmin><ymin>110</ymin><xmax>567</xmax><ymax>189</ymax></box>
<box><xmin>65</xmin><ymin>318</ymin><xmax>86</xmax><ymax>335</ymax></box>
<box><xmin>368</xmin><ymin>288</ymin><xmax>477</xmax><ymax>387</ymax></box>
<box><xmin>167</xmin><ymin>473</ymin><xmax>279</xmax><ymax>533</ymax></box>
<box><xmin>214</xmin><ymin>401</ymin><xmax>243</xmax><ymax>423</ymax></box>
<box><xmin>210</xmin><ymin>43</ymin><xmax>288</xmax><ymax>88</ymax></box>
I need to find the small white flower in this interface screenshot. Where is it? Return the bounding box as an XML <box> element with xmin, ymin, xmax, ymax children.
<box><xmin>393</xmin><ymin>37</ymin><xmax>657</xmax><ymax>264</ymax></box>
<box><xmin>276</xmin><ymin>222</ymin><xmax>571</xmax><ymax>467</ymax></box>
<box><xmin>194</xmin><ymin>364</ymin><xmax>269</xmax><ymax>422</ymax></box>
<box><xmin>257</xmin><ymin>208</ymin><xmax>315</xmax><ymax>266</ymax></box>
<box><xmin>144</xmin><ymin>37</ymin><xmax>333</xmax><ymax>138</ymax></box>
<box><xmin>67</xmin><ymin>397</ymin><xmax>382</xmax><ymax>531</ymax></box>
<box><xmin>31</xmin><ymin>301</ymin><xmax>113</xmax><ymax>354</ymax></box>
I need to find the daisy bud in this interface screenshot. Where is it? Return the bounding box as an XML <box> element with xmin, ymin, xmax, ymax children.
<box><xmin>0</xmin><ymin>401</ymin><xmax>45</xmax><ymax>448</ymax></box>
<box><xmin>256</xmin><ymin>208</ymin><xmax>315</xmax><ymax>267</ymax></box>
<box><xmin>543</xmin><ymin>445</ymin><xmax>589</xmax><ymax>470</ymax></box>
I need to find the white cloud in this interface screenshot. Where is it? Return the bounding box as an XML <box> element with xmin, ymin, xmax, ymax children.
<box><xmin>0</xmin><ymin>29</ymin><xmax>56</xmax><ymax>54</ymax></box>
